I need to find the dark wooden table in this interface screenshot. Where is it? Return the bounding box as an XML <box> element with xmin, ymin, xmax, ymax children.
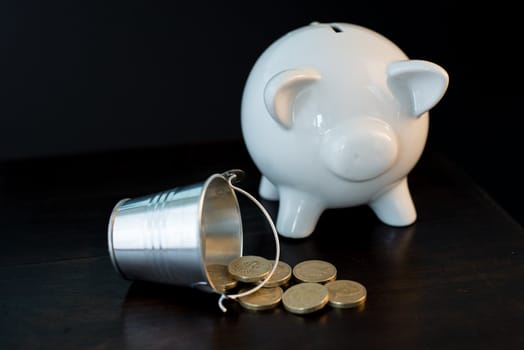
<box><xmin>1</xmin><ymin>141</ymin><xmax>523</xmax><ymax>349</ymax></box>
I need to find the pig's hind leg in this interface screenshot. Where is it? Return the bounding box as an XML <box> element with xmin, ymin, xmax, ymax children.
<box><xmin>259</xmin><ymin>176</ymin><xmax>280</xmax><ymax>200</ymax></box>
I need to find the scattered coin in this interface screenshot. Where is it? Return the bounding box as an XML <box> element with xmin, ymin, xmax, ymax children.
<box><xmin>282</xmin><ymin>282</ymin><xmax>329</xmax><ymax>314</ymax></box>
<box><xmin>259</xmin><ymin>260</ymin><xmax>292</xmax><ymax>288</ymax></box>
<box><xmin>228</xmin><ymin>256</ymin><xmax>367</xmax><ymax>315</ymax></box>
<box><xmin>206</xmin><ymin>264</ymin><xmax>238</xmax><ymax>292</ymax></box>
<box><xmin>228</xmin><ymin>255</ymin><xmax>272</xmax><ymax>283</ymax></box>
<box><xmin>238</xmin><ymin>287</ymin><xmax>283</xmax><ymax>311</ymax></box>
<box><xmin>325</xmin><ymin>279</ymin><xmax>367</xmax><ymax>308</ymax></box>
<box><xmin>292</xmin><ymin>260</ymin><xmax>337</xmax><ymax>283</ymax></box>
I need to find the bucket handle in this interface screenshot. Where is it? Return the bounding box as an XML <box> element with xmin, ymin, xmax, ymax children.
<box><xmin>217</xmin><ymin>169</ymin><xmax>281</xmax><ymax>312</ymax></box>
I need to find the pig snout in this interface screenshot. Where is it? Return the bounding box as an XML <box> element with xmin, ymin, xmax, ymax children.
<box><xmin>320</xmin><ymin>118</ymin><xmax>398</xmax><ymax>182</ymax></box>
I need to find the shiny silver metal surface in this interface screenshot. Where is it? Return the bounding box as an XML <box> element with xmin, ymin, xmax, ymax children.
<box><xmin>108</xmin><ymin>173</ymin><xmax>243</xmax><ymax>294</ymax></box>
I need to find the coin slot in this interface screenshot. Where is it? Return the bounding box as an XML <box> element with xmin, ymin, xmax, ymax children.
<box><xmin>330</xmin><ymin>24</ymin><xmax>343</xmax><ymax>33</ymax></box>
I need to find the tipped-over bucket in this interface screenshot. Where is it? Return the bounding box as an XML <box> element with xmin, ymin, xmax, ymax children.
<box><xmin>108</xmin><ymin>171</ymin><xmax>243</xmax><ymax>294</ymax></box>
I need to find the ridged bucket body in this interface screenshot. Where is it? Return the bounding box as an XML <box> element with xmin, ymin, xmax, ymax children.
<box><xmin>108</xmin><ymin>174</ymin><xmax>242</xmax><ymax>293</ymax></box>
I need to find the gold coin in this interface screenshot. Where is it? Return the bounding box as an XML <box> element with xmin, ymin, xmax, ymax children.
<box><xmin>325</xmin><ymin>280</ymin><xmax>367</xmax><ymax>308</ymax></box>
<box><xmin>228</xmin><ymin>255</ymin><xmax>272</xmax><ymax>283</ymax></box>
<box><xmin>237</xmin><ymin>287</ymin><xmax>283</xmax><ymax>311</ymax></box>
<box><xmin>206</xmin><ymin>264</ymin><xmax>238</xmax><ymax>292</ymax></box>
<box><xmin>258</xmin><ymin>260</ymin><xmax>292</xmax><ymax>288</ymax></box>
<box><xmin>282</xmin><ymin>282</ymin><xmax>329</xmax><ymax>314</ymax></box>
<box><xmin>292</xmin><ymin>260</ymin><xmax>337</xmax><ymax>283</ymax></box>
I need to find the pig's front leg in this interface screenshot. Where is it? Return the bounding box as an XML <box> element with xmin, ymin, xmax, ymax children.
<box><xmin>276</xmin><ymin>188</ymin><xmax>325</xmax><ymax>239</ymax></box>
<box><xmin>369</xmin><ymin>177</ymin><xmax>416</xmax><ymax>226</ymax></box>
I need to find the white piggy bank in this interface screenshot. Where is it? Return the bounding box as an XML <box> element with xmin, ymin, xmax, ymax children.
<box><xmin>241</xmin><ymin>22</ymin><xmax>449</xmax><ymax>238</ymax></box>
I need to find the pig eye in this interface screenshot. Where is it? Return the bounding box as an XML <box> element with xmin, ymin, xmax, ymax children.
<box><xmin>330</xmin><ymin>25</ymin><xmax>343</xmax><ymax>33</ymax></box>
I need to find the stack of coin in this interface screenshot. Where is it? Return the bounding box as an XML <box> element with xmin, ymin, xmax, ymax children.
<box><xmin>206</xmin><ymin>263</ymin><xmax>238</xmax><ymax>292</ymax></box>
<box><xmin>221</xmin><ymin>255</ymin><xmax>367</xmax><ymax>314</ymax></box>
<box><xmin>238</xmin><ymin>286</ymin><xmax>283</xmax><ymax>311</ymax></box>
<box><xmin>292</xmin><ymin>260</ymin><xmax>337</xmax><ymax>283</ymax></box>
<box><xmin>227</xmin><ymin>255</ymin><xmax>273</xmax><ymax>283</ymax></box>
<box><xmin>257</xmin><ymin>260</ymin><xmax>292</xmax><ymax>288</ymax></box>
<box><xmin>324</xmin><ymin>279</ymin><xmax>367</xmax><ymax>309</ymax></box>
<box><xmin>282</xmin><ymin>282</ymin><xmax>329</xmax><ymax>314</ymax></box>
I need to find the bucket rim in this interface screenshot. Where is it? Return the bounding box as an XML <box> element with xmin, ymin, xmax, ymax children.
<box><xmin>108</xmin><ymin>197</ymin><xmax>131</xmax><ymax>280</ymax></box>
<box><xmin>198</xmin><ymin>173</ymin><xmax>243</xmax><ymax>294</ymax></box>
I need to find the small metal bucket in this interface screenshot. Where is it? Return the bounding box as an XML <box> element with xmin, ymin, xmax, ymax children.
<box><xmin>107</xmin><ymin>170</ymin><xmax>243</xmax><ymax>294</ymax></box>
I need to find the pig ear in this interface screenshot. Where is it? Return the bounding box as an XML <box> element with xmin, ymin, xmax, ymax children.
<box><xmin>264</xmin><ymin>68</ymin><xmax>321</xmax><ymax>128</ymax></box>
<box><xmin>387</xmin><ymin>60</ymin><xmax>449</xmax><ymax>118</ymax></box>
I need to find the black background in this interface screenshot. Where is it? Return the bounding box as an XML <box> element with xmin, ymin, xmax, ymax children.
<box><xmin>1</xmin><ymin>1</ymin><xmax>522</xmax><ymax>225</ymax></box>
